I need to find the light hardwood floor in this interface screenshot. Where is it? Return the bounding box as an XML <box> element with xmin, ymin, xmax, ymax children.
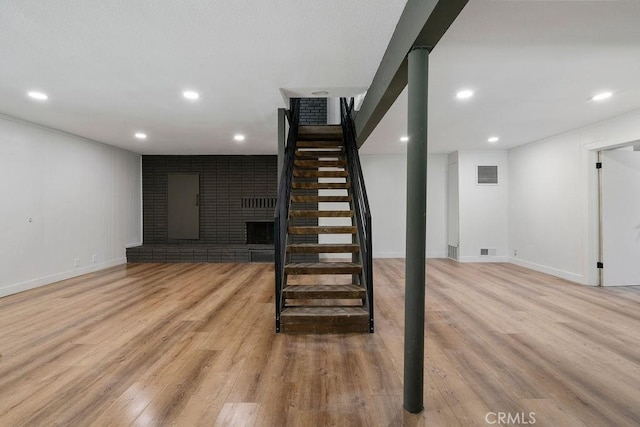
<box><xmin>1</xmin><ymin>259</ymin><xmax>639</xmax><ymax>426</ymax></box>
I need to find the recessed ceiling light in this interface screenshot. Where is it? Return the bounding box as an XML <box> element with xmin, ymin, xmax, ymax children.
<box><xmin>135</xmin><ymin>132</ymin><xmax>147</xmax><ymax>140</ymax></box>
<box><xmin>27</xmin><ymin>91</ymin><xmax>48</xmax><ymax>101</ymax></box>
<box><xmin>591</xmin><ymin>91</ymin><xmax>612</xmax><ymax>101</ymax></box>
<box><xmin>488</xmin><ymin>136</ymin><xmax>499</xmax><ymax>143</ymax></box>
<box><xmin>233</xmin><ymin>134</ymin><xmax>245</xmax><ymax>142</ymax></box>
<box><xmin>400</xmin><ymin>136</ymin><xmax>409</xmax><ymax>142</ymax></box>
<box><xmin>310</xmin><ymin>90</ymin><xmax>329</xmax><ymax>96</ymax></box>
<box><xmin>183</xmin><ymin>90</ymin><xmax>200</xmax><ymax>100</ymax></box>
<box><xmin>456</xmin><ymin>89</ymin><xmax>474</xmax><ymax>100</ymax></box>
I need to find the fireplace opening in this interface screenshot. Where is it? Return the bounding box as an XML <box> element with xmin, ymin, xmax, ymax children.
<box><xmin>246</xmin><ymin>221</ymin><xmax>274</xmax><ymax>245</ymax></box>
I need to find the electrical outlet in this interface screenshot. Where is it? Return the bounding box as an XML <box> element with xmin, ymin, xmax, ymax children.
<box><xmin>74</xmin><ymin>258</ymin><xmax>80</xmax><ymax>267</ymax></box>
<box><xmin>92</xmin><ymin>254</ymin><xmax>97</xmax><ymax>263</ymax></box>
<box><xmin>513</xmin><ymin>249</ymin><xmax>518</xmax><ymax>257</ymax></box>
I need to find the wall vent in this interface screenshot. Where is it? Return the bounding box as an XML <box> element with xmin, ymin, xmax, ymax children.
<box><xmin>448</xmin><ymin>245</ymin><xmax>458</xmax><ymax>261</ymax></box>
<box><xmin>477</xmin><ymin>165</ymin><xmax>498</xmax><ymax>185</ymax></box>
<box><xmin>242</xmin><ymin>197</ymin><xmax>277</xmax><ymax>209</ymax></box>
<box><xmin>480</xmin><ymin>248</ymin><xmax>496</xmax><ymax>256</ymax></box>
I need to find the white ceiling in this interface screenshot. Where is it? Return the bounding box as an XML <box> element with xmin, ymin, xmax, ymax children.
<box><xmin>1</xmin><ymin>1</ymin><xmax>640</xmax><ymax>156</ymax></box>
<box><xmin>0</xmin><ymin>0</ymin><xmax>406</xmax><ymax>154</ymax></box>
<box><xmin>363</xmin><ymin>0</ymin><xmax>640</xmax><ymax>155</ymax></box>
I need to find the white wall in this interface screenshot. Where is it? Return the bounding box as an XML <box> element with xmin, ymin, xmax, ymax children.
<box><xmin>457</xmin><ymin>151</ymin><xmax>509</xmax><ymax>262</ymax></box>
<box><xmin>0</xmin><ymin>115</ymin><xmax>142</xmax><ymax>297</ymax></box>
<box><xmin>426</xmin><ymin>155</ymin><xmax>448</xmax><ymax>258</ymax></box>
<box><xmin>508</xmin><ymin>108</ymin><xmax>640</xmax><ymax>284</ymax></box>
<box><xmin>326</xmin><ymin>98</ymin><xmax>341</xmax><ymax>125</ymax></box>
<box><xmin>359</xmin><ymin>154</ymin><xmax>448</xmax><ymax>258</ymax></box>
<box><xmin>447</xmin><ymin>153</ymin><xmax>459</xmax><ymax>250</ymax></box>
<box><xmin>508</xmin><ymin>134</ymin><xmax>584</xmax><ymax>281</ymax></box>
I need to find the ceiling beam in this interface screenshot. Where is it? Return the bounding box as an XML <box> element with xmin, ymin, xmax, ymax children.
<box><xmin>354</xmin><ymin>0</ymin><xmax>468</xmax><ymax>147</ymax></box>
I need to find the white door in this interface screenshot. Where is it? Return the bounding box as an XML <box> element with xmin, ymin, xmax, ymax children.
<box><xmin>601</xmin><ymin>150</ymin><xmax>640</xmax><ymax>286</ymax></box>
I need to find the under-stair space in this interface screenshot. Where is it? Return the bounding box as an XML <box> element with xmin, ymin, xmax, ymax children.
<box><xmin>275</xmin><ymin>115</ymin><xmax>373</xmax><ymax>333</ymax></box>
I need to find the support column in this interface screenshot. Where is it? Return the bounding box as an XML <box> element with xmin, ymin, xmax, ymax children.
<box><xmin>277</xmin><ymin>108</ymin><xmax>286</xmax><ymax>184</ymax></box>
<box><xmin>404</xmin><ymin>46</ymin><xmax>429</xmax><ymax>414</ymax></box>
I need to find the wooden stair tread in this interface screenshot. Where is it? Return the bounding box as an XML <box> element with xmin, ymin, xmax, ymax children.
<box><xmin>298</xmin><ymin>125</ymin><xmax>343</xmax><ymax>141</ymax></box>
<box><xmin>284</xmin><ymin>262</ymin><xmax>362</xmax><ymax>274</ymax></box>
<box><xmin>294</xmin><ymin>159</ymin><xmax>347</xmax><ymax>168</ymax></box>
<box><xmin>291</xmin><ymin>182</ymin><xmax>350</xmax><ymax>189</ymax></box>
<box><xmin>282</xmin><ymin>284</ymin><xmax>365</xmax><ymax>299</ymax></box>
<box><xmin>287</xmin><ymin>243</ymin><xmax>359</xmax><ymax>253</ymax></box>
<box><xmin>279</xmin><ymin>323</ymin><xmax>369</xmax><ymax>333</ymax></box>
<box><xmin>295</xmin><ymin>150</ymin><xmax>344</xmax><ymax>158</ymax></box>
<box><xmin>279</xmin><ymin>305</ymin><xmax>369</xmax><ymax>333</ymax></box>
<box><xmin>289</xmin><ymin>210</ymin><xmax>353</xmax><ymax>218</ymax></box>
<box><xmin>293</xmin><ymin>170</ymin><xmax>348</xmax><ymax>178</ymax></box>
<box><xmin>280</xmin><ymin>306</ymin><xmax>368</xmax><ymax>327</ymax></box>
<box><xmin>291</xmin><ymin>195</ymin><xmax>352</xmax><ymax>203</ymax></box>
<box><xmin>281</xmin><ymin>305</ymin><xmax>367</xmax><ymax>315</ymax></box>
<box><xmin>288</xmin><ymin>226</ymin><xmax>357</xmax><ymax>234</ymax></box>
<box><xmin>297</xmin><ymin>140</ymin><xmax>344</xmax><ymax>148</ymax></box>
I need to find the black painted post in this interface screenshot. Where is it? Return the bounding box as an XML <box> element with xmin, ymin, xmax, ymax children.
<box><xmin>404</xmin><ymin>46</ymin><xmax>429</xmax><ymax>414</ymax></box>
<box><xmin>277</xmin><ymin>108</ymin><xmax>286</xmax><ymax>185</ymax></box>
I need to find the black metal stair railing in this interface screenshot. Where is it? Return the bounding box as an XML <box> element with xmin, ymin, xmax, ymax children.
<box><xmin>274</xmin><ymin>98</ymin><xmax>300</xmax><ymax>333</ymax></box>
<box><xmin>340</xmin><ymin>97</ymin><xmax>374</xmax><ymax>333</ymax></box>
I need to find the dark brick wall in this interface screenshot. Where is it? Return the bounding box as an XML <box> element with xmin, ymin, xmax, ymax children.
<box><xmin>299</xmin><ymin>98</ymin><xmax>327</xmax><ymax>125</ymax></box>
<box><xmin>134</xmin><ymin>154</ymin><xmax>318</xmax><ymax>263</ymax></box>
<box><xmin>142</xmin><ymin>155</ymin><xmax>278</xmax><ymax>245</ymax></box>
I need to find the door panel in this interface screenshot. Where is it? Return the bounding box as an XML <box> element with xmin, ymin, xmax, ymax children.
<box><xmin>602</xmin><ymin>151</ymin><xmax>640</xmax><ymax>286</ymax></box>
<box><xmin>168</xmin><ymin>174</ymin><xmax>200</xmax><ymax>240</ymax></box>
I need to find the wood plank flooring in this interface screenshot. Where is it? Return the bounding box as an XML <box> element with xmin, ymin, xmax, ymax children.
<box><xmin>0</xmin><ymin>259</ymin><xmax>639</xmax><ymax>426</ymax></box>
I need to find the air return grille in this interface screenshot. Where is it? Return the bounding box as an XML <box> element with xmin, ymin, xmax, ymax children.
<box><xmin>448</xmin><ymin>245</ymin><xmax>458</xmax><ymax>261</ymax></box>
<box><xmin>242</xmin><ymin>197</ymin><xmax>277</xmax><ymax>209</ymax></box>
<box><xmin>477</xmin><ymin>165</ymin><xmax>498</xmax><ymax>184</ymax></box>
<box><xmin>480</xmin><ymin>248</ymin><xmax>497</xmax><ymax>256</ymax></box>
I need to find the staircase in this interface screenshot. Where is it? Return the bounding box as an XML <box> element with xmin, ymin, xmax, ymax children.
<box><xmin>275</xmin><ymin>100</ymin><xmax>373</xmax><ymax>334</ymax></box>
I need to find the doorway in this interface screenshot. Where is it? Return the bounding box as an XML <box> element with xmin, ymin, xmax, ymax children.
<box><xmin>598</xmin><ymin>147</ymin><xmax>640</xmax><ymax>286</ymax></box>
<box><xmin>168</xmin><ymin>173</ymin><xmax>200</xmax><ymax>240</ymax></box>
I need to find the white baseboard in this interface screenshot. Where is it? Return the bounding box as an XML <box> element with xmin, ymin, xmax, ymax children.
<box><xmin>373</xmin><ymin>251</ymin><xmax>405</xmax><ymax>258</ymax></box>
<box><xmin>459</xmin><ymin>255</ymin><xmax>509</xmax><ymax>263</ymax></box>
<box><xmin>601</xmin><ymin>282</ymin><xmax>640</xmax><ymax>287</ymax></box>
<box><xmin>508</xmin><ymin>257</ymin><xmax>585</xmax><ymax>284</ymax></box>
<box><xmin>0</xmin><ymin>258</ymin><xmax>127</xmax><ymax>298</ymax></box>
<box><xmin>371</xmin><ymin>252</ymin><xmax>447</xmax><ymax>259</ymax></box>
<box><xmin>427</xmin><ymin>252</ymin><xmax>447</xmax><ymax>259</ymax></box>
